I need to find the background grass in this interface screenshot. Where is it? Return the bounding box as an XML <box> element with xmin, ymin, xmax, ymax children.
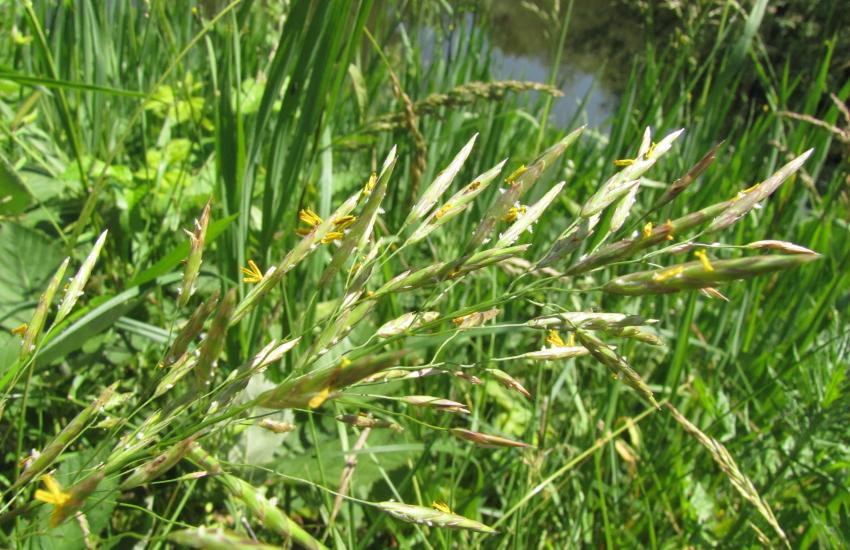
<box><xmin>1</xmin><ymin>0</ymin><xmax>848</xmax><ymax>548</ymax></box>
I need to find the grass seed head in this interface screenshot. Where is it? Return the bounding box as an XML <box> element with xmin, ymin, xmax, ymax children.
<box><xmin>602</xmin><ymin>254</ymin><xmax>821</xmax><ymax>295</ymax></box>
<box><xmin>377</xmin><ymin>501</ymin><xmax>497</xmax><ymax>534</ymax></box>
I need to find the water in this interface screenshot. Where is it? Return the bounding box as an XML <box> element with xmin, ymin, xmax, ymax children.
<box><xmin>413</xmin><ymin>1</ymin><xmax>644</xmax><ymax>130</ymax></box>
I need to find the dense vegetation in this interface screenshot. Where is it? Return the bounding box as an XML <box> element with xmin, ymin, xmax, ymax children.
<box><xmin>1</xmin><ymin>1</ymin><xmax>848</xmax><ymax>548</ymax></box>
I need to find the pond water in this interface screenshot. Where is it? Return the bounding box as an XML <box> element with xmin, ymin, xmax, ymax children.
<box><xmin>420</xmin><ymin>0</ymin><xmax>646</xmax><ymax>131</ymax></box>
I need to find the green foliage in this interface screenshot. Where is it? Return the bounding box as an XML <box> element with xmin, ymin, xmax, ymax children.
<box><xmin>0</xmin><ymin>1</ymin><xmax>848</xmax><ymax>548</ymax></box>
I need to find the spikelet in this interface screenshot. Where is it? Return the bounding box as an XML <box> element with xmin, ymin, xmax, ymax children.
<box><xmin>377</xmin><ymin>501</ymin><xmax>497</xmax><ymax>534</ymax></box>
<box><xmin>466</xmin><ymin>126</ymin><xmax>584</xmax><ymax>254</ymax></box>
<box><xmin>528</xmin><ymin>312</ymin><xmax>654</xmax><ymax>331</ymax></box>
<box><xmin>452</xmin><ymin>308</ymin><xmax>500</xmax><ymax>329</ymax></box>
<box><xmin>169</xmin><ymin>528</ymin><xmax>282</xmax><ymax>550</ymax></box>
<box><xmin>520</xmin><ymin>345</ymin><xmax>589</xmax><ymax>361</ymax></box>
<box><xmin>230</xmin><ymin>190</ymin><xmax>362</xmax><ymax>325</ymax></box>
<box><xmin>178</xmin><ymin>201</ymin><xmax>210</xmax><ymax>307</ymax></box>
<box><xmin>667</xmin><ymin>404</ymin><xmax>789</xmax><ymax>548</ymax></box>
<box><xmin>562</xmin><ymin>200</ymin><xmax>732</xmax><ymax>274</ymax></box>
<box><xmin>20</xmin><ymin>257</ymin><xmax>69</xmax><ymax>360</ymax></box>
<box><xmin>336</xmin><ymin>414</ymin><xmax>403</xmax><ymax>432</ymax></box>
<box><xmin>602</xmin><ymin>254</ymin><xmax>821</xmax><ymax>295</ymax></box>
<box><xmin>320</xmin><ymin>147</ymin><xmax>398</xmax><ymax>285</ymax></box>
<box><xmin>405</xmin><ymin>134</ymin><xmax>477</xmax><ymax>224</ymax></box>
<box><xmin>576</xmin><ymin>330</ymin><xmax>658</xmax><ymax>407</ymax></box>
<box><xmin>13</xmin><ymin>383</ymin><xmax>116</xmax><ymax>490</ymax></box>
<box><xmin>159</xmin><ymin>290</ymin><xmax>220</xmax><ymax>368</ymax></box>
<box><xmin>399</xmin><ymin>395</ymin><xmax>470</xmax><ymax>414</ymax></box>
<box><xmin>450</xmin><ymin>428</ymin><xmax>530</xmax><ymax>448</ymax></box>
<box><xmin>649</xmin><ymin>141</ymin><xmax>723</xmax><ymax>211</ymax></box>
<box><xmin>707</xmin><ymin>149</ymin><xmax>813</xmax><ymax>233</ymax></box>
<box><xmin>407</xmin><ymin>159</ymin><xmax>507</xmax><ymax>244</ymax></box>
<box><xmin>746</xmin><ymin>240</ymin><xmax>817</xmax><ymax>255</ymax></box>
<box><xmin>486</xmin><ymin>368</ymin><xmax>532</xmax><ymax>399</ymax></box>
<box><xmin>376</xmin><ymin>311</ymin><xmax>440</xmax><ymax>338</ymax></box>
<box><xmin>187</xmin><ymin>446</ymin><xmax>326</xmax><ymax>547</ymax></box>
<box><xmin>194</xmin><ymin>288</ymin><xmax>237</xmax><ymax>388</ymax></box>
<box><xmin>258</xmin><ymin>419</ymin><xmax>297</xmax><ymax>433</ymax></box>
<box><xmin>496</xmin><ymin>181</ymin><xmax>564</xmax><ymax>247</ymax></box>
<box><xmin>121</xmin><ymin>437</ymin><xmax>197</xmax><ymax>490</ymax></box>
<box><xmin>583</xmin><ymin>128</ymin><xmax>684</xmax><ymax>219</ymax></box>
<box><xmin>257</xmin><ymin>350</ymin><xmax>407</xmax><ymax>409</ymax></box>
<box><xmin>55</xmin><ymin>230</ymin><xmax>108</xmax><ymax>325</ymax></box>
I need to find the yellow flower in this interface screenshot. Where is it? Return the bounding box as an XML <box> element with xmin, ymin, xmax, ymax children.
<box><xmin>240</xmin><ymin>260</ymin><xmax>264</xmax><ymax>284</ymax></box>
<box><xmin>35</xmin><ymin>474</ymin><xmax>72</xmax><ymax>527</ymax></box>
<box><xmin>433</xmin><ymin>203</ymin><xmax>453</xmax><ymax>220</ymax></box>
<box><xmin>361</xmin><ymin>172</ymin><xmax>377</xmax><ymax>198</ymax></box>
<box><xmin>644</xmin><ymin>141</ymin><xmax>658</xmax><ymax>160</ymax></box>
<box><xmin>338</xmin><ymin>357</ymin><xmax>352</xmax><ymax>369</ymax></box>
<box><xmin>297</xmin><ymin>208</ymin><xmax>323</xmax><ymax>236</ymax></box>
<box><xmin>321</xmin><ymin>231</ymin><xmax>345</xmax><ymax>244</ymax></box>
<box><xmin>546</xmin><ymin>330</ymin><xmax>566</xmax><ymax>347</ymax></box>
<box><xmin>652</xmin><ymin>265</ymin><xmax>685</xmax><ymax>282</ymax></box>
<box><xmin>308</xmin><ymin>387</ymin><xmax>331</xmax><ymax>409</ymax></box>
<box><xmin>694</xmin><ymin>250</ymin><xmax>714</xmax><ymax>272</ymax></box>
<box><xmin>432</xmin><ymin>500</ymin><xmax>453</xmax><ymax>514</ymax></box>
<box><xmin>642</xmin><ymin>222</ymin><xmax>654</xmax><ymax>239</ymax></box>
<box><xmin>10</xmin><ymin>323</ymin><xmax>27</xmax><ymax>336</ymax></box>
<box><xmin>613</xmin><ymin>158</ymin><xmax>635</xmax><ymax>167</ymax></box>
<box><xmin>502</xmin><ymin>204</ymin><xmax>527</xmax><ymax>223</ymax></box>
<box><xmin>333</xmin><ymin>215</ymin><xmax>357</xmax><ymax>231</ymax></box>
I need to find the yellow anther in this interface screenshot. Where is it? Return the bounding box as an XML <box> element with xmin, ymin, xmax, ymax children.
<box><xmin>652</xmin><ymin>265</ymin><xmax>685</xmax><ymax>282</ymax></box>
<box><xmin>694</xmin><ymin>250</ymin><xmax>714</xmax><ymax>272</ymax></box>
<box><xmin>546</xmin><ymin>330</ymin><xmax>566</xmax><ymax>347</ymax></box>
<box><xmin>240</xmin><ymin>260</ymin><xmax>264</xmax><ymax>284</ymax></box>
<box><xmin>361</xmin><ymin>172</ymin><xmax>377</xmax><ymax>198</ymax></box>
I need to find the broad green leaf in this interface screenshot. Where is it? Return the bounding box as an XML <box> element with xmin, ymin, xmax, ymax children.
<box><xmin>0</xmin><ymin>154</ymin><xmax>32</xmax><ymax>215</ymax></box>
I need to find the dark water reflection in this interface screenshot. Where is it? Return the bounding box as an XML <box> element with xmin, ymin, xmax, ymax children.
<box><xmin>485</xmin><ymin>0</ymin><xmax>645</xmax><ymax>129</ymax></box>
<box><xmin>411</xmin><ymin>0</ymin><xmax>647</xmax><ymax>130</ymax></box>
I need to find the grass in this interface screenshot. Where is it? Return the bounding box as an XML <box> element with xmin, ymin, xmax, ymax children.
<box><xmin>0</xmin><ymin>1</ymin><xmax>848</xmax><ymax>548</ymax></box>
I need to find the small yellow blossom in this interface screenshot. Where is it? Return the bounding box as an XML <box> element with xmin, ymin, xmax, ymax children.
<box><xmin>546</xmin><ymin>330</ymin><xmax>566</xmax><ymax>347</ymax></box>
<box><xmin>653</xmin><ymin>265</ymin><xmax>685</xmax><ymax>282</ymax></box>
<box><xmin>10</xmin><ymin>323</ymin><xmax>27</xmax><ymax>336</ymax></box>
<box><xmin>333</xmin><ymin>215</ymin><xmax>357</xmax><ymax>231</ymax></box>
<box><xmin>361</xmin><ymin>172</ymin><xmax>377</xmax><ymax>198</ymax></box>
<box><xmin>613</xmin><ymin>158</ymin><xmax>636</xmax><ymax>167</ymax></box>
<box><xmin>308</xmin><ymin>387</ymin><xmax>331</xmax><ymax>409</ymax></box>
<box><xmin>433</xmin><ymin>203</ymin><xmax>453</xmax><ymax>220</ymax></box>
<box><xmin>644</xmin><ymin>141</ymin><xmax>658</xmax><ymax>160</ymax></box>
<box><xmin>503</xmin><ymin>204</ymin><xmax>527</xmax><ymax>223</ymax></box>
<box><xmin>505</xmin><ymin>164</ymin><xmax>527</xmax><ymax>185</ymax></box>
<box><xmin>432</xmin><ymin>501</ymin><xmax>453</xmax><ymax>514</ymax></box>
<box><xmin>321</xmin><ymin>231</ymin><xmax>345</xmax><ymax>244</ymax></box>
<box><xmin>35</xmin><ymin>474</ymin><xmax>72</xmax><ymax>527</ymax></box>
<box><xmin>694</xmin><ymin>250</ymin><xmax>714</xmax><ymax>272</ymax></box>
<box><xmin>642</xmin><ymin>222</ymin><xmax>654</xmax><ymax>239</ymax></box>
<box><xmin>299</xmin><ymin>207</ymin><xmax>323</xmax><ymax>226</ymax></box>
<box><xmin>339</xmin><ymin>357</ymin><xmax>352</xmax><ymax>369</ymax></box>
<box><xmin>240</xmin><ymin>260</ymin><xmax>264</xmax><ymax>284</ymax></box>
